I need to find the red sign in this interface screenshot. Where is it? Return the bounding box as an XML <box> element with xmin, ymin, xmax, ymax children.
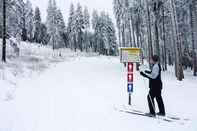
<box><xmin>128</xmin><ymin>73</ymin><xmax>133</xmax><ymax>82</ymax></box>
<box><xmin>128</xmin><ymin>62</ymin><xmax>134</xmax><ymax>72</ymax></box>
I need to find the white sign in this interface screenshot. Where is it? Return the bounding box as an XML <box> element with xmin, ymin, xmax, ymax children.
<box><xmin>120</xmin><ymin>48</ymin><xmax>142</xmax><ymax>63</ymax></box>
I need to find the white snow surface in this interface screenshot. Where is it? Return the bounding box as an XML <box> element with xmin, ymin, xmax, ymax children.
<box><xmin>0</xmin><ymin>40</ymin><xmax>98</xmax><ymax>101</ymax></box>
<box><xmin>0</xmin><ymin>42</ymin><xmax>197</xmax><ymax>131</ymax></box>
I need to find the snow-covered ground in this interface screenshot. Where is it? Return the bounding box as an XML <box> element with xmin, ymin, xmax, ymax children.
<box><xmin>0</xmin><ymin>42</ymin><xmax>197</xmax><ymax>131</ymax></box>
<box><xmin>0</xmin><ymin>40</ymin><xmax>97</xmax><ymax>101</ymax></box>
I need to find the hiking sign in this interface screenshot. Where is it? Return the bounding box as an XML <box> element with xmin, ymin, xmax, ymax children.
<box><xmin>120</xmin><ymin>47</ymin><xmax>142</xmax><ymax>105</ymax></box>
<box><xmin>120</xmin><ymin>48</ymin><xmax>142</xmax><ymax>63</ymax></box>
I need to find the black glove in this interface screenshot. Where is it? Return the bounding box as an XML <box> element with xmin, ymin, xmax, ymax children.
<box><xmin>145</xmin><ymin>70</ymin><xmax>151</xmax><ymax>74</ymax></box>
<box><xmin>140</xmin><ymin>72</ymin><xmax>146</xmax><ymax>77</ymax></box>
<box><xmin>140</xmin><ymin>72</ymin><xmax>152</xmax><ymax>79</ymax></box>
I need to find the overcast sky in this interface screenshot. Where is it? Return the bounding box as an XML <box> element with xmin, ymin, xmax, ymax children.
<box><xmin>30</xmin><ymin>0</ymin><xmax>115</xmax><ymax>24</ymax></box>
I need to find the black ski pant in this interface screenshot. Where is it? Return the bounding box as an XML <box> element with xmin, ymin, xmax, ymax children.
<box><xmin>147</xmin><ymin>89</ymin><xmax>165</xmax><ymax>115</ymax></box>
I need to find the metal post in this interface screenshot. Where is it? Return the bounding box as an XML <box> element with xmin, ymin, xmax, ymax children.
<box><xmin>128</xmin><ymin>93</ymin><xmax>131</xmax><ymax>105</ymax></box>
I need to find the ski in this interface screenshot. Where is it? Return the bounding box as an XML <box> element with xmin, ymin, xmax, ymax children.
<box><xmin>114</xmin><ymin>105</ymin><xmax>190</xmax><ymax>124</ymax></box>
<box><xmin>121</xmin><ymin>105</ymin><xmax>189</xmax><ymax>121</ymax></box>
<box><xmin>114</xmin><ymin>106</ymin><xmax>174</xmax><ymax>123</ymax></box>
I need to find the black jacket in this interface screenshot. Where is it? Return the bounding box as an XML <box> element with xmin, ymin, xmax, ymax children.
<box><xmin>141</xmin><ymin>64</ymin><xmax>162</xmax><ymax>91</ymax></box>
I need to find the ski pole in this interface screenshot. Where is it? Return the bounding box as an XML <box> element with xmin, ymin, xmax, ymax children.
<box><xmin>142</xmin><ymin>77</ymin><xmax>156</xmax><ymax>115</ymax></box>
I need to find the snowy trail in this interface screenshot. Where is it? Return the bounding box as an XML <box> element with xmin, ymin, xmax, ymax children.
<box><xmin>1</xmin><ymin>56</ymin><xmax>197</xmax><ymax>131</ymax></box>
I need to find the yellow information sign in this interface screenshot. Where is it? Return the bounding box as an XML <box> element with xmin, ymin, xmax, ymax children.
<box><xmin>120</xmin><ymin>47</ymin><xmax>142</xmax><ymax>63</ymax></box>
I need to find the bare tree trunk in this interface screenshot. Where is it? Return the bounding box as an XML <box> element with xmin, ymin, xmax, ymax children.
<box><xmin>74</xmin><ymin>34</ymin><xmax>77</xmax><ymax>52</ymax></box>
<box><xmin>118</xmin><ymin>25</ymin><xmax>122</xmax><ymax>47</ymax></box>
<box><xmin>190</xmin><ymin>2</ymin><xmax>197</xmax><ymax>76</ymax></box>
<box><xmin>153</xmin><ymin>1</ymin><xmax>161</xmax><ymax>59</ymax></box>
<box><xmin>194</xmin><ymin>1</ymin><xmax>197</xmax><ymax>76</ymax></box>
<box><xmin>136</xmin><ymin>13</ymin><xmax>140</xmax><ymax>47</ymax></box>
<box><xmin>146</xmin><ymin>0</ymin><xmax>153</xmax><ymax>61</ymax></box>
<box><xmin>154</xmin><ymin>19</ymin><xmax>160</xmax><ymax>57</ymax></box>
<box><xmin>162</xmin><ymin>3</ymin><xmax>167</xmax><ymax>70</ymax></box>
<box><xmin>131</xmin><ymin>14</ymin><xmax>136</xmax><ymax>47</ymax></box>
<box><xmin>170</xmin><ymin>0</ymin><xmax>184</xmax><ymax>80</ymax></box>
<box><xmin>121</xmin><ymin>23</ymin><xmax>126</xmax><ymax>47</ymax></box>
<box><xmin>128</xmin><ymin>13</ymin><xmax>133</xmax><ymax>47</ymax></box>
<box><xmin>2</xmin><ymin>0</ymin><xmax>6</xmax><ymax>62</ymax></box>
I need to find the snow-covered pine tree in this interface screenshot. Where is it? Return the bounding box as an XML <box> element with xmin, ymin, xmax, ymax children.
<box><xmin>46</xmin><ymin>0</ymin><xmax>58</xmax><ymax>49</ymax></box>
<box><xmin>46</xmin><ymin>0</ymin><xmax>54</xmax><ymax>35</ymax></box>
<box><xmin>56</xmin><ymin>9</ymin><xmax>66</xmax><ymax>48</ymax></box>
<box><xmin>91</xmin><ymin>10</ymin><xmax>99</xmax><ymax>52</ymax></box>
<box><xmin>46</xmin><ymin>0</ymin><xmax>54</xmax><ymax>48</ymax></box>
<box><xmin>33</xmin><ymin>7</ymin><xmax>42</xmax><ymax>43</ymax></box>
<box><xmin>18</xmin><ymin>0</ymin><xmax>27</xmax><ymax>41</ymax></box>
<box><xmin>2</xmin><ymin>0</ymin><xmax>33</xmax><ymax>41</ymax></box>
<box><xmin>75</xmin><ymin>3</ymin><xmax>85</xmax><ymax>51</ymax></box>
<box><xmin>83</xmin><ymin>6</ymin><xmax>90</xmax><ymax>52</ymax></box>
<box><xmin>5</xmin><ymin>0</ymin><xmax>23</xmax><ymax>38</ymax></box>
<box><xmin>92</xmin><ymin>11</ymin><xmax>117</xmax><ymax>55</ymax></box>
<box><xmin>46</xmin><ymin>0</ymin><xmax>65</xmax><ymax>49</ymax></box>
<box><xmin>67</xmin><ymin>3</ymin><xmax>76</xmax><ymax>50</ymax></box>
<box><xmin>101</xmin><ymin>12</ymin><xmax>117</xmax><ymax>55</ymax></box>
<box><xmin>105</xmin><ymin>14</ymin><xmax>118</xmax><ymax>55</ymax></box>
<box><xmin>99</xmin><ymin>12</ymin><xmax>110</xmax><ymax>55</ymax></box>
<box><xmin>40</xmin><ymin>23</ymin><xmax>49</xmax><ymax>45</ymax></box>
<box><xmin>84</xmin><ymin>7</ymin><xmax>90</xmax><ymax>29</ymax></box>
<box><xmin>25</xmin><ymin>0</ymin><xmax>34</xmax><ymax>42</ymax></box>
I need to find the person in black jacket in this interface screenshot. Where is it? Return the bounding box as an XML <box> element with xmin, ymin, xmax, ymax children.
<box><xmin>140</xmin><ymin>55</ymin><xmax>165</xmax><ymax>117</ymax></box>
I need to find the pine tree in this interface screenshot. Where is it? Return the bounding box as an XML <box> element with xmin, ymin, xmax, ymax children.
<box><xmin>92</xmin><ymin>10</ymin><xmax>100</xmax><ymax>52</ymax></box>
<box><xmin>84</xmin><ymin>7</ymin><xmax>90</xmax><ymax>29</ymax></box>
<box><xmin>5</xmin><ymin>0</ymin><xmax>21</xmax><ymax>37</ymax></box>
<box><xmin>83</xmin><ymin>6</ymin><xmax>90</xmax><ymax>51</ymax></box>
<box><xmin>33</xmin><ymin>7</ymin><xmax>42</xmax><ymax>43</ymax></box>
<box><xmin>40</xmin><ymin>23</ymin><xmax>49</xmax><ymax>45</ymax></box>
<box><xmin>20</xmin><ymin>0</ymin><xmax>27</xmax><ymax>41</ymax></box>
<box><xmin>56</xmin><ymin>9</ymin><xmax>66</xmax><ymax>48</ymax></box>
<box><xmin>92</xmin><ymin>11</ymin><xmax>118</xmax><ymax>55</ymax></box>
<box><xmin>25</xmin><ymin>0</ymin><xmax>34</xmax><ymax>42</ymax></box>
<box><xmin>105</xmin><ymin>14</ymin><xmax>118</xmax><ymax>55</ymax></box>
<box><xmin>46</xmin><ymin>0</ymin><xmax>57</xmax><ymax>49</ymax></box>
<box><xmin>46</xmin><ymin>0</ymin><xmax>54</xmax><ymax>35</ymax></box>
<box><xmin>92</xmin><ymin>10</ymin><xmax>99</xmax><ymax>30</ymax></box>
<box><xmin>46</xmin><ymin>0</ymin><xmax>65</xmax><ymax>49</ymax></box>
<box><xmin>67</xmin><ymin>3</ymin><xmax>76</xmax><ymax>50</ymax></box>
<box><xmin>75</xmin><ymin>3</ymin><xmax>84</xmax><ymax>51</ymax></box>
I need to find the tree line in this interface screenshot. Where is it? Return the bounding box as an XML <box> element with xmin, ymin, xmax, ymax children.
<box><xmin>0</xmin><ymin>0</ymin><xmax>118</xmax><ymax>62</ymax></box>
<box><xmin>113</xmin><ymin>0</ymin><xmax>197</xmax><ymax>80</ymax></box>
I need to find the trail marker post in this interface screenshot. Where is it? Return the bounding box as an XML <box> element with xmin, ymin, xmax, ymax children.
<box><xmin>120</xmin><ymin>48</ymin><xmax>142</xmax><ymax>105</ymax></box>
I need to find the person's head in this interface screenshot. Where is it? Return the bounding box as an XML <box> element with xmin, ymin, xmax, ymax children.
<box><xmin>150</xmin><ymin>55</ymin><xmax>160</xmax><ymax>64</ymax></box>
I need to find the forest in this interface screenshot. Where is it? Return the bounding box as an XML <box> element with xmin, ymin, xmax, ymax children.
<box><xmin>0</xmin><ymin>0</ymin><xmax>118</xmax><ymax>56</ymax></box>
<box><xmin>0</xmin><ymin>0</ymin><xmax>197</xmax><ymax>80</ymax></box>
<box><xmin>113</xmin><ymin>0</ymin><xmax>197</xmax><ymax>80</ymax></box>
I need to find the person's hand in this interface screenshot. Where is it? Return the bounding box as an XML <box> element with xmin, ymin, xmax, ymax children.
<box><xmin>139</xmin><ymin>64</ymin><xmax>149</xmax><ymax>72</ymax></box>
<box><xmin>145</xmin><ymin>70</ymin><xmax>151</xmax><ymax>74</ymax></box>
<box><xmin>140</xmin><ymin>72</ymin><xmax>146</xmax><ymax>77</ymax></box>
